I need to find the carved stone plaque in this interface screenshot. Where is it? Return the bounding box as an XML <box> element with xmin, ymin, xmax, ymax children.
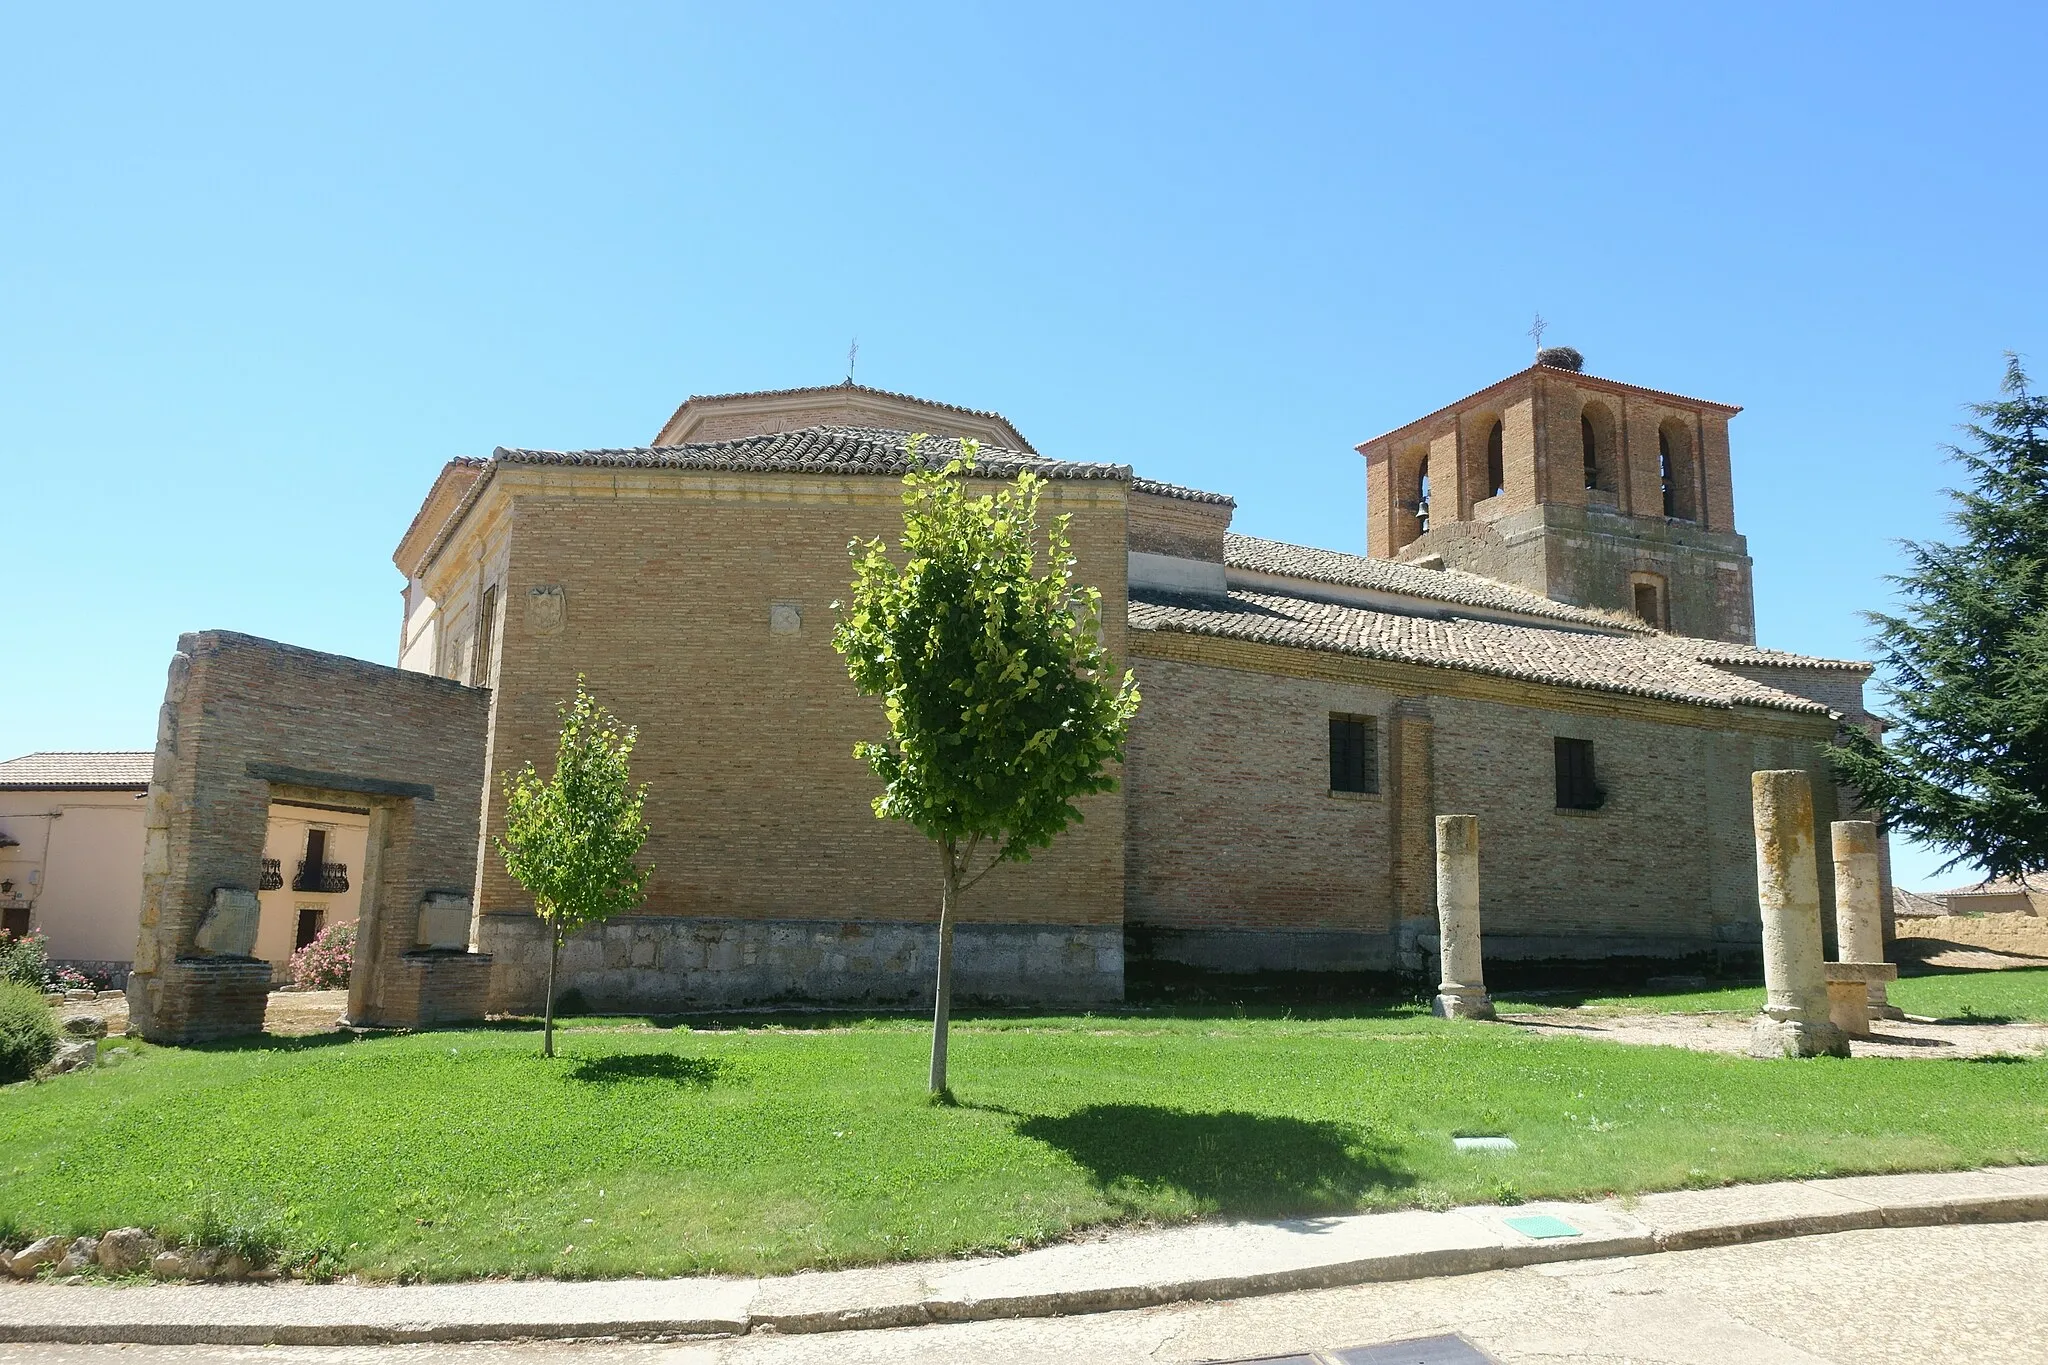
<box><xmin>770</xmin><ymin>603</ymin><xmax>802</xmax><ymax>635</ymax></box>
<box><xmin>527</xmin><ymin>585</ymin><xmax>566</xmax><ymax>635</ymax></box>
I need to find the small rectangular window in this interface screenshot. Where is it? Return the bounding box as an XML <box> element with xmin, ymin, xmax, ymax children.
<box><xmin>1555</xmin><ymin>737</ymin><xmax>1603</xmax><ymax>810</ymax></box>
<box><xmin>1330</xmin><ymin>714</ymin><xmax>1379</xmax><ymax>793</ymax></box>
<box><xmin>295</xmin><ymin>906</ymin><xmax>325</xmax><ymax>952</ymax></box>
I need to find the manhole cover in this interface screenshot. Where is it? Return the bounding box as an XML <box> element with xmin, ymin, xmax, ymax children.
<box><xmin>1500</xmin><ymin>1213</ymin><xmax>1581</xmax><ymax>1239</ymax></box>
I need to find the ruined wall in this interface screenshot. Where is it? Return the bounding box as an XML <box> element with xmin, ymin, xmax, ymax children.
<box><xmin>127</xmin><ymin>632</ymin><xmax>490</xmax><ymax>1041</ymax></box>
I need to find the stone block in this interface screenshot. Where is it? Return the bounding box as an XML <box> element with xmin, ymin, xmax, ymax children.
<box><xmin>193</xmin><ymin>888</ymin><xmax>260</xmax><ymax>958</ymax></box>
<box><xmin>58</xmin><ymin>1014</ymin><xmax>106</xmax><ymax>1039</ymax></box>
<box><xmin>96</xmin><ymin>1228</ymin><xmax>158</xmax><ymax>1275</ymax></box>
<box><xmin>416</xmin><ymin>893</ymin><xmax>473</xmax><ymax>951</ymax></box>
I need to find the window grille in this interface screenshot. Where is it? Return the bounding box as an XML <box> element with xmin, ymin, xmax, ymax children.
<box><xmin>1554</xmin><ymin>737</ymin><xmax>1604</xmax><ymax>810</ymax></box>
<box><xmin>1330</xmin><ymin>715</ymin><xmax>1379</xmax><ymax>793</ymax></box>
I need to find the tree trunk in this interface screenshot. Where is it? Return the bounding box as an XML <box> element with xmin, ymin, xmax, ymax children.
<box><xmin>544</xmin><ymin>930</ymin><xmax>560</xmax><ymax>1059</ymax></box>
<box><xmin>928</xmin><ymin>843</ymin><xmax>960</xmax><ymax>1098</ymax></box>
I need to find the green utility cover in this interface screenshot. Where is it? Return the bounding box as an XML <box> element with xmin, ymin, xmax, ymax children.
<box><xmin>1502</xmin><ymin>1214</ymin><xmax>1581</xmax><ymax>1239</ymax></box>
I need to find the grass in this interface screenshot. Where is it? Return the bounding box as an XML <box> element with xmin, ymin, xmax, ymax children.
<box><xmin>1</xmin><ymin>1002</ymin><xmax>2044</xmax><ymax>1282</ymax></box>
<box><xmin>1495</xmin><ymin>965</ymin><xmax>2048</xmax><ymax>1023</ymax></box>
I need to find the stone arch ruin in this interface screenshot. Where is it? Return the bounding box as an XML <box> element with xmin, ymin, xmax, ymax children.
<box><xmin>125</xmin><ymin>631</ymin><xmax>494</xmax><ymax>1044</ymax></box>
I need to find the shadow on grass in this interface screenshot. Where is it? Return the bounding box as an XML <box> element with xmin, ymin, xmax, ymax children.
<box><xmin>1016</xmin><ymin>1104</ymin><xmax>1413</xmax><ymax>1216</ymax></box>
<box><xmin>189</xmin><ymin>1030</ymin><xmax>369</xmax><ymax>1055</ymax></box>
<box><xmin>566</xmin><ymin>1053</ymin><xmax>729</xmax><ymax>1087</ymax></box>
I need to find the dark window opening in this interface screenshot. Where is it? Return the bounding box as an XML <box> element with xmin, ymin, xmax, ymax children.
<box><xmin>293</xmin><ymin>827</ymin><xmax>350</xmax><ymax>894</ymax></box>
<box><xmin>1659</xmin><ymin>430</ymin><xmax>1676</xmax><ymax>517</ymax></box>
<box><xmin>1582</xmin><ymin>415</ymin><xmax>1599</xmax><ymax>490</ymax></box>
<box><xmin>1633</xmin><ymin>581</ymin><xmax>1666</xmax><ymax>629</ymax></box>
<box><xmin>1554</xmin><ymin>737</ymin><xmax>1604</xmax><ymax>811</ymax></box>
<box><xmin>1486</xmin><ymin>420</ymin><xmax>1505</xmax><ymax>497</ymax></box>
<box><xmin>1</xmin><ymin>907</ymin><xmax>28</xmax><ymax>940</ymax></box>
<box><xmin>295</xmin><ymin>906</ymin><xmax>326</xmax><ymax>952</ymax></box>
<box><xmin>1330</xmin><ymin>714</ymin><xmax>1379</xmax><ymax>794</ymax></box>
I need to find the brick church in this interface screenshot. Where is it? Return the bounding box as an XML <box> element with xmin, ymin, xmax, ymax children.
<box><xmin>391</xmin><ymin>354</ymin><xmax>1883</xmax><ymax>1011</ymax></box>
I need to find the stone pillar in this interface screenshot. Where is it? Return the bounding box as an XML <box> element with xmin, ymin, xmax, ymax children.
<box><xmin>1431</xmin><ymin>814</ymin><xmax>1494</xmax><ymax>1020</ymax></box>
<box><xmin>1748</xmin><ymin>771</ymin><xmax>1849</xmax><ymax>1058</ymax></box>
<box><xmin>1831</xmin><ymin>820</ymin><xmax>1901</xmax><ymax>1019</ymax></box>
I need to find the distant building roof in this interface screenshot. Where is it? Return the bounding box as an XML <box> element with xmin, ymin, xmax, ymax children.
<box><xmin>1893</xmin><ymin>887</ymin><xmax>1945</xmax><ymax>917</ymax></box>
<box><xmin>1224</xmin><ymin>534</ymin><xmax>1649</xmax><ymax>633</ymax></box>
<box><xmin>1129</xmin><ymin>588</ymin><xmax>1832</xmax><ymax>716</ymax></box>
<box><xmin>653</xmin><ymin>380</ymin><xmax>1035</xmax><ymax>451</ymax></box>
<box><xmin>0</xmin><ymin>751</ymin><xmax>152</xmax><ymax>790</ymax></box>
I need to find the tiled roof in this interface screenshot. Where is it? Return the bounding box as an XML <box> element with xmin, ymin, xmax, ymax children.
<box><xmin>1667</xmin><ymin>639</ymin><xmax>1873</xmax><ymax>673</ymax></box>
<box><xmin>1129</xmin><ymin>588</ymin><xmax>1833</xmax><ymax>715</ymax></box>
<box><xmin>493</xmin><ymin>427</ymin><xmax>1132</xmax><ymax>485</ymax></box>
<box><xmin>1133</xmin><ymin>477</ymin><xmax>1235</xmax><ymax>507</ymax></box>
<box><xmin>1223</xmin><ymin>534</ymin><xmax>1649</xmax><ymax>632</ymax></box>
<box><xmin>1360</xmin><ymin>364</ymin><xmax>1741</xmax><ymax>448</ymax></box>
<box><xmin>0</xmin><ymin>751</ymin><xmax>153</xmax><ymax>789</ymax></box>
<box><xmin>680</xmin><ymin>380</ymin><xmax>1015</xmax><ymax>427</ymax></box>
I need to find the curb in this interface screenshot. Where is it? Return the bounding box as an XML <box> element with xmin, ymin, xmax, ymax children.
<box><xmin>3</xmin><ymin>1171</ymin><xmax>2045</xmax><ymax>1347</ymax></box>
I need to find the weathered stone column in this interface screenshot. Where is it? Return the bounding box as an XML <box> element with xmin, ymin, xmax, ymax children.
<box><xmin>1431</xmin><ymin>814</ymin><xmax>1495</xmax><ymax>1020</ymax></box>
<box><xmin>1749</xmin><ymin>771</ymin><xmax>1849</xmax><ymax>1058</ymax></box>
<box><xmin>1831</xmin><ymin>819</ymin><xmax>1901</xmax><ymax>1019</ymax></box>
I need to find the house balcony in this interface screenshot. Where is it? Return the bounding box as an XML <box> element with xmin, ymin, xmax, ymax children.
<box><xmin>260</xmin><ymin>859</ymin><xmax>284</xmax><ymax>891</ymax></box>
<box><xmin>293</xmin><ymin>861</ymin><xmax>350</xmax><ymax>894</ymax></box>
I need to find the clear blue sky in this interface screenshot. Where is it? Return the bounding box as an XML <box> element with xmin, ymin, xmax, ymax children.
<box><xmin>4</xmin><ymin>4</ymin><xmax>2041</xmax><ymax>890</ymax></box>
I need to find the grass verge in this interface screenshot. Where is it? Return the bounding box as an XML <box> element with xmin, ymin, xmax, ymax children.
<box><xmin>1</xmin><ymin>1005</ymin><xmax>2043</xmax><ymax>1281</ymax></box>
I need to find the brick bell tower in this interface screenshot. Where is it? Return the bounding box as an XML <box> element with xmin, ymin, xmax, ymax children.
<box><xmin>1356</xmin><ymin>349</ymin><xmax>1756</xmax><ymax>644</ymax></box>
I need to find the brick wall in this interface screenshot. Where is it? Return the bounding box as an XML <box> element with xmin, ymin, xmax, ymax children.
<box><xmin>1128</xmin><ymin>490</ymin><xmax>1232</xmax><ymax>559</ymax></box>
<box><xmin>437</xmin><ymin>468</ymin><xmax>1132</xmax><ymax>1008</ymax></box>
<box><xmin>1126</xmin><ymin>638</ymin><xmax>1841</xmax><ymax>970</ymax></box>
<box><xmin>127</xmin><ymin>631</ymin><xmax>491</xmax><ymax>1042</ymax></box>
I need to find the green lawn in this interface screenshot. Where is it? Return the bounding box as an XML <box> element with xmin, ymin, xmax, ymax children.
<box><xmin>2</xmin><ymin>1005</ymin><xmax>2044</xmax><ymax>1282</ymax></box>
<box><xmin>1496</xmin><ymin>965</ymin><xmax>2048</xmax><ymax>1022</ymax></box>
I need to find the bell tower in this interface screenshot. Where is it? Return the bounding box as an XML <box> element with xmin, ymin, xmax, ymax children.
<box><xmin>1356</xmin><ymin>351</ymin><xmax>1755</xmax><ymax>643</ymax></box>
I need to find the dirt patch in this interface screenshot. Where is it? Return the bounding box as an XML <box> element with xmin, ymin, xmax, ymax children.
<box><xmin>1499</xmin><ymin>1009</ymin><xmax>2048</xmax><ymax>1060</ymax></box>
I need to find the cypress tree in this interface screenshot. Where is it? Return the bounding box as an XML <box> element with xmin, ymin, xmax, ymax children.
<box><xmin>1834</xmin><ymin>355</ymin><xmax>2048</xmax><ymax>879</ymax></box>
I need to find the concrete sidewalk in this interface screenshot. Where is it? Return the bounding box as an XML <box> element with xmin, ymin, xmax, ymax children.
<box><xmin>3</xmin><ymin>1165</ymin><xmax>2044</xmax><ymax>1347</ymax></box>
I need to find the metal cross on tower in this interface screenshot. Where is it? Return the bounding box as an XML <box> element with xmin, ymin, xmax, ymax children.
<box><xmin>1527</xmin><ymin>313</ymin><xmax>1548</xmax><ymax>357</ymax></box>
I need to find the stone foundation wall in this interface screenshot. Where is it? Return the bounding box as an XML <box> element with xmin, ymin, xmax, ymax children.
<box><xmin>381</xmin><ymin>951</ymin><xmax>495</xmax><ymax>1026</ymax></box>
<box><xmin>1896</xmin><ymin>912</ymin><xmax>2048</xmax><ymax>957</ymax></box>
<box><xmin>478</xmin><ymin>913</ymin><xmax>1123</xmax><ymax>1012</ymax></box>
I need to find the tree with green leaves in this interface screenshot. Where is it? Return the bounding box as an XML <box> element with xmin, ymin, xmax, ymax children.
<box><xmin>498</xmin><ymin>678</ymin><xmax>652</xmax><ymax>1058</ymax></box>
<box><xmin>1834</xmin><ymin>355</ymin><xmax>2048</xmax><ymax>880</ymax></box>
<box><xmin>834</xmin><ymin>443</ymin><xmax>1141</xmax><ymax>1099</ymax></box>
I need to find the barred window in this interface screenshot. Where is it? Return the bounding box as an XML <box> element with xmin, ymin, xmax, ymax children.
<box><xmin>1330</xmin><ymin>714</ymin><xmax>1379</xmax><ymax>794</ymax></box>
<box><xmin>1554</xmin><ymin>737</ymin><xmax>1604</xmax><ymax>811</ymax></box>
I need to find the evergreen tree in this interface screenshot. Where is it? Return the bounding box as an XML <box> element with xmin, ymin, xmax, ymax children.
<box><xmin>1834</xmin><ymin>355</ymin><xmax>2048</xmax><ymax>879</ymax></box>
<box><xmin>834</xmin><ymin>443</ymin><xmax>1140</xmax><ymax>1099</ymax></box>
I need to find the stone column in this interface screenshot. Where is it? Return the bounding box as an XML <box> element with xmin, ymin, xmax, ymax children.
<box><xmin>1431</xmin><ymin>814</ymin><xmax>1495</xmax><ymax>1020</ymax></box>
<box><xmin>1831</xmin><ymin>820</ymin><xmax>1901</xmax><ymax>1019</ymax></box>
<box><xmin>1749</xmin><ymin>771</ymin><xmax>1849</xmax><ymax>1058</ymax></box>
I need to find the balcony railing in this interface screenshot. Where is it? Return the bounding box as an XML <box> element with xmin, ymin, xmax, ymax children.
<box><xmin>259</xmin><ymin>859</ymin><xmax>284</xmax><ymax>891</ymax></box>
<box><xmin>293</xmin><ymin>861</ymin><xmax>350</xmax><ymax>894</ymax></box>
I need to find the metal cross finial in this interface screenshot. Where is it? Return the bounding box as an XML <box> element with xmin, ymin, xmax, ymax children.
<box><xmin>846</xmin><ymin>337</ymin><xmax>859</xmax><ymax>383</ymax></box>
<box><xmin>1528</xmin><ymin>313</ymin><xmax>1547</xmax><ymax>357</ymax></box>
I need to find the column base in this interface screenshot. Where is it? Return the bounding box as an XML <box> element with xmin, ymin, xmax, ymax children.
<box><xmin>1868</xmin><ymin>1003</ymin><xmax>1907</xmax><ymax>1021</ymax></box>
<box><xmin>1433</xmin><ymin>989</ymin><xmax>1496</xmax><ymax>1021</ymax></box>
<box><xmin>1748</xmin><ymin>1012</ymin><xmax>1850</xmax><ymax>1059</ymax></box>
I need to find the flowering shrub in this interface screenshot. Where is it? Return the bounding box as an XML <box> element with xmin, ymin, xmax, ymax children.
<box><xmin>0</xmin><ymin>932</ymin><xmax>50</xmax><ymax>992</ymax></box>
<box><xmin>289</xmin><ymin>921</ymin><xmax>355</xmax><ymax>991</ymax></box>
<box><xmin>45</xmin><ymin>965</ymin><xmax>94</xmax><ymax>993</ymax></box>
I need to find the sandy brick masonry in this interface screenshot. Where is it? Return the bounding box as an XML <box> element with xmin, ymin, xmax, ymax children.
<box><xmin>440</xmin><ymin>467</ymin><xmax>1130</xmax><ymax>1011</ymax></box>
<box><xmin>126</xmin><ymin>632</ymin><xmax>492</xmax><ymax>1043</ymax></box>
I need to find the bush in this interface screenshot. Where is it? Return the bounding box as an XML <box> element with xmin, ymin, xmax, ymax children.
<box><xmin>0</xmin><ymin>982</ymin><xmax>59</xmax><ymax>1083</ymax></box>
<box><xmin>288</xmin><ymin>921</ymin><xmax>355</xmax><ymax>991</ymax></box>
<box><xmin>0</xmin><ymin>931</ymin><xmax>50</xmax><ymax>992</ymax></box>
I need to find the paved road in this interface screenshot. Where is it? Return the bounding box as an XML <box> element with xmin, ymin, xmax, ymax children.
<box><xmin>10</xmin><ymin>1221</ymin><xmax>2044</xmax><ymax>1364</ymax></box>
